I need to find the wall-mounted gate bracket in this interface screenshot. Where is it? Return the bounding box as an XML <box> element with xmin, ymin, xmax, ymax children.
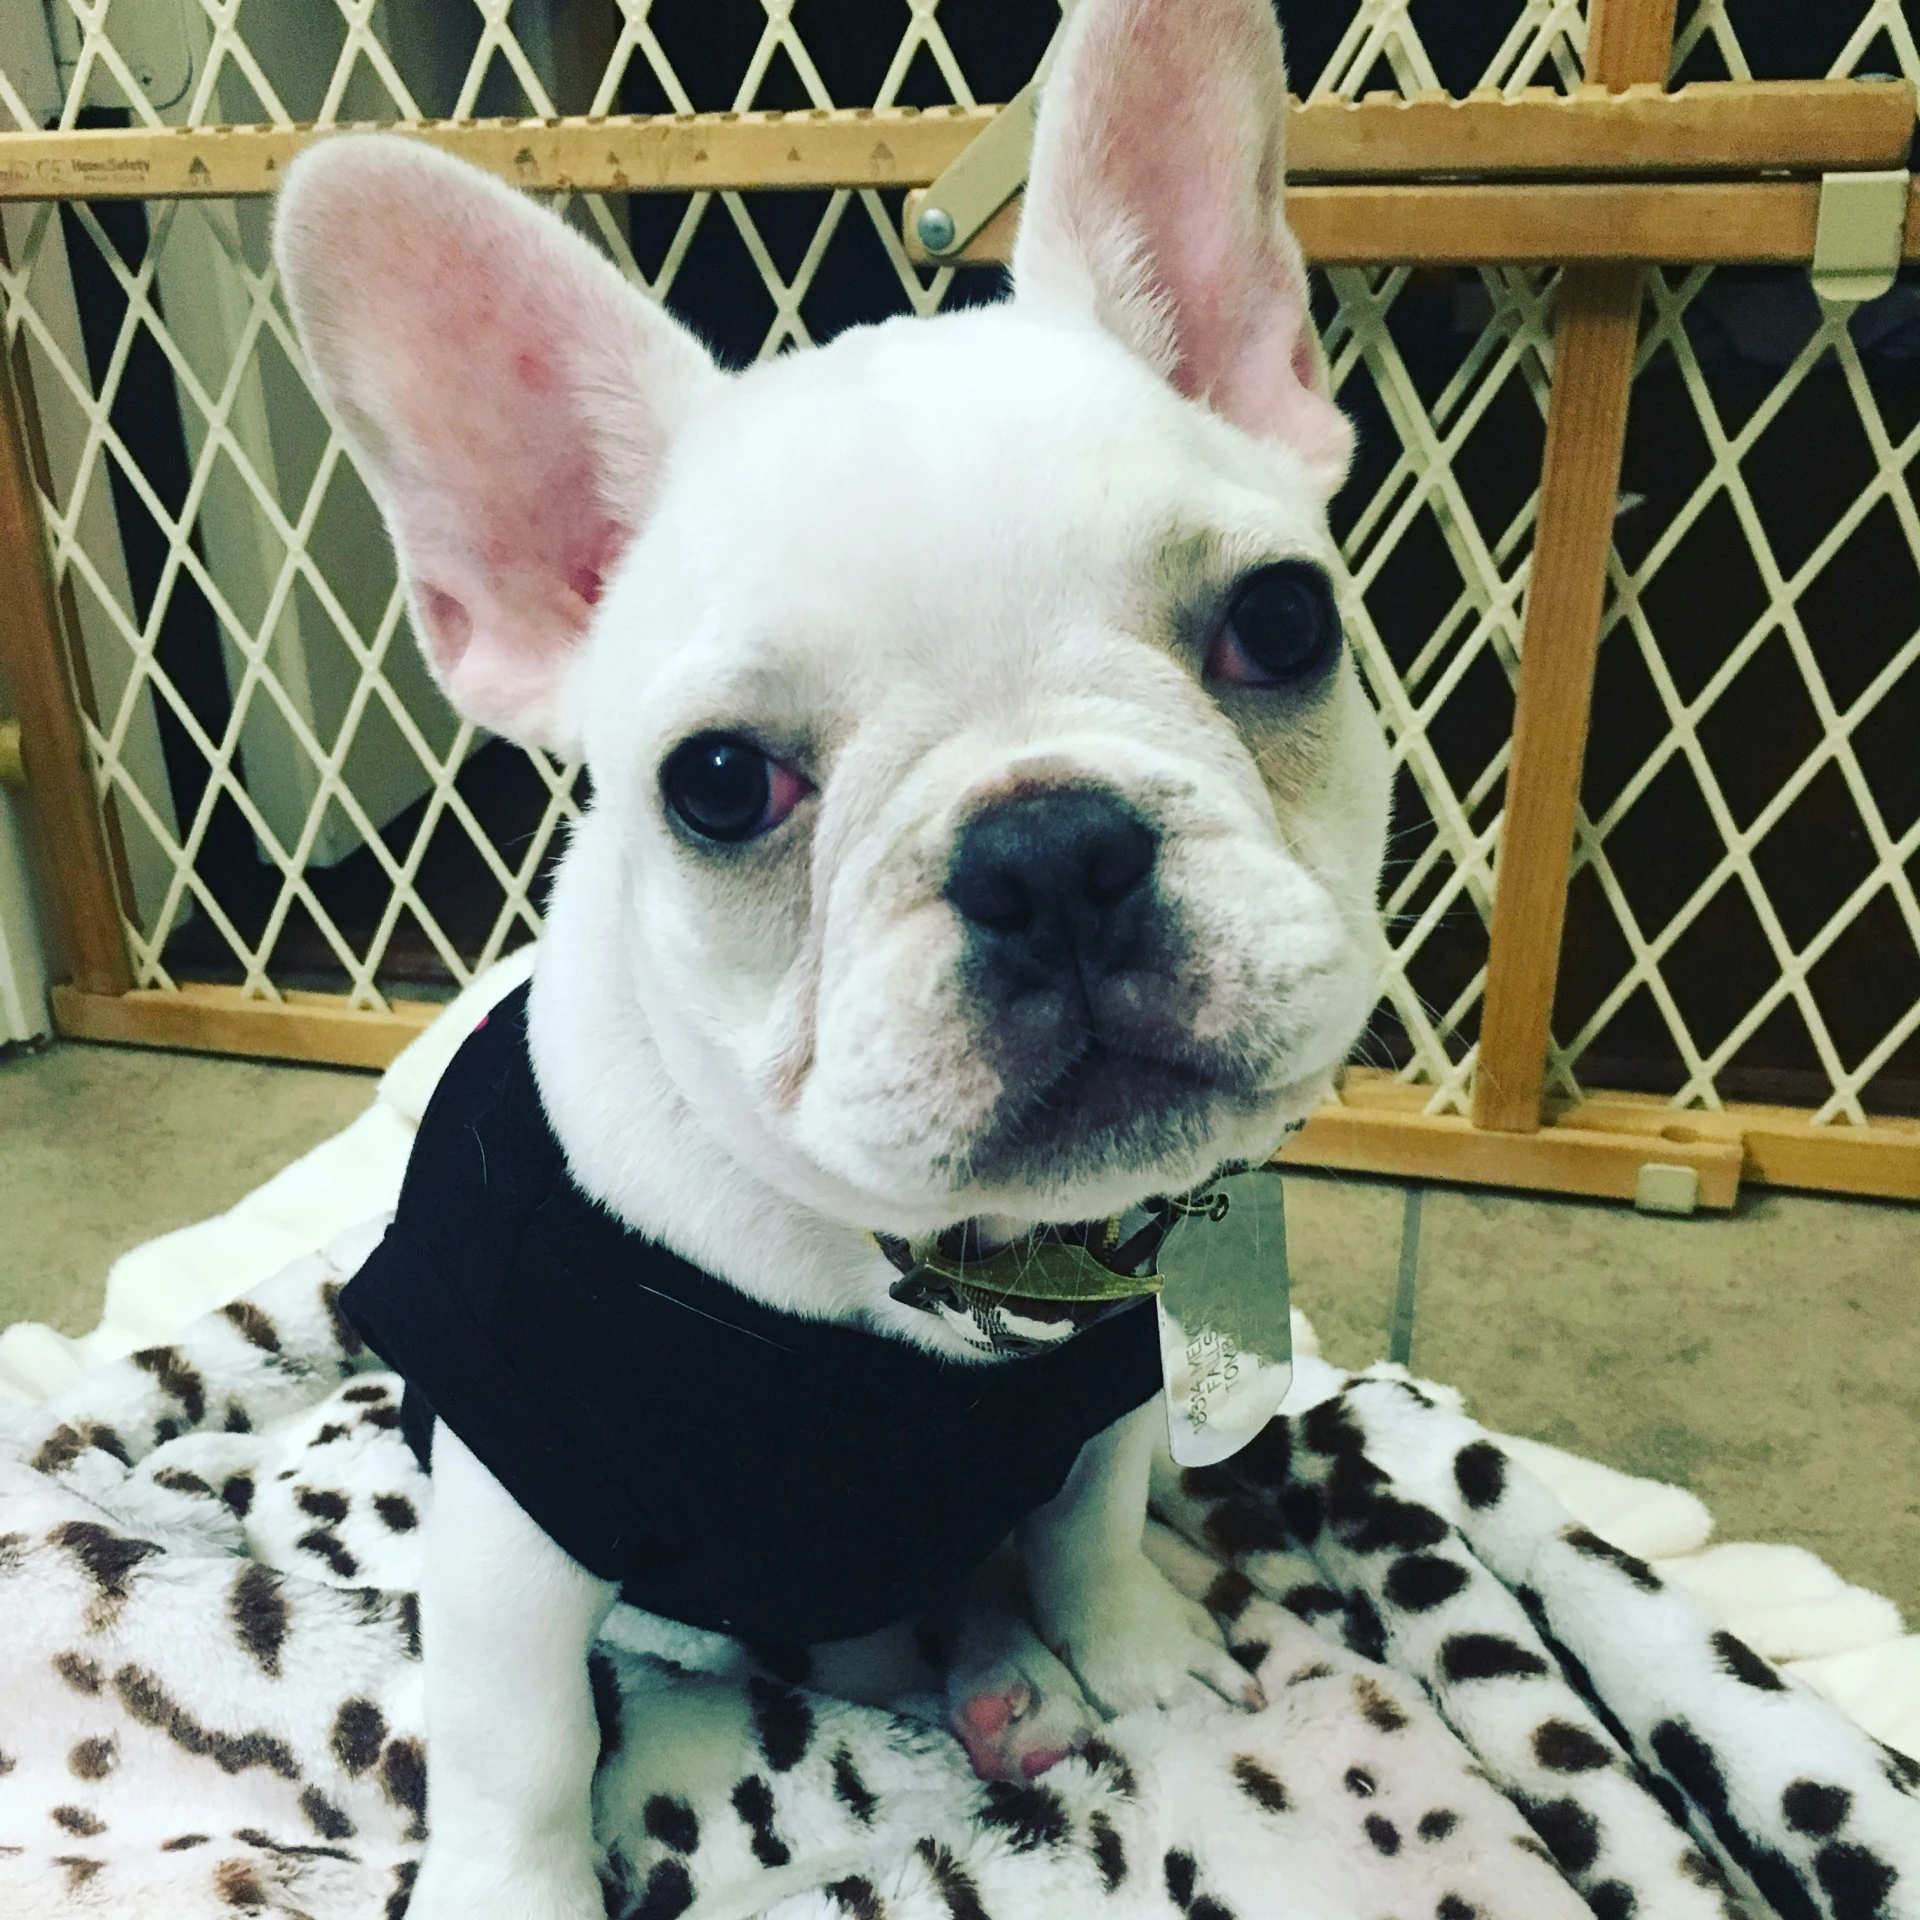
<box><xmin>1811</xmin><ymin>167</ymin><xmax>1910</xmax><ymax>301</ymax></box>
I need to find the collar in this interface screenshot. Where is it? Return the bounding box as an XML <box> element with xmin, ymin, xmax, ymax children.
<box><xmin>876</xmin><ymin>1199</ymin><xmax>1200</xmax><ymax>1358</ymax></box>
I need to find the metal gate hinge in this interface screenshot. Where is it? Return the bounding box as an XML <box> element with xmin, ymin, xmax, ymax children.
<box><xmin>1811</xmin><ymin>169</ymin><xmax>1910</xmax><ymax>304</ymax></box>
<box><xmin>905</xmin><ymin>80</ymin><xmax>1039</xmax><ymax>265</ymax></box>
<box><xmin>903</xmin><ymin>0</ymin><xmax>1080</xmax><ymax>265</ymax></box>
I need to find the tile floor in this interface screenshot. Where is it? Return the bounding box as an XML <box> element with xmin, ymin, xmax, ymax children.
<box><xmin>0</xmin><ymin>1038</ymin><xmax>373</xmax><ymax>1336</ymax></box>
<box><xmin>1284</xmin><ymin>1170</ymin><xmax>1920</xmax><ymax>1620</ymax></box>
<box><xmin>3</xmin><ymin>1037</ymin><xmax>1916</xmax><ymax>1619</ymax></box>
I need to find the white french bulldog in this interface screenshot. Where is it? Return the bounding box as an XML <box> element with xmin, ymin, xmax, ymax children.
<box><xmin>273</xmin><ymin>0</ymin><xmax>1389</xmax><ymax>1912</ymax></box>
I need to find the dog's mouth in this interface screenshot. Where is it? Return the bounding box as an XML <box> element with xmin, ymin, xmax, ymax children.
<box><xmin>1025</xmin><ymin>1038</ymin><xmax>1223</xmax><ymax>1128</ymax></box>
<box><xmin>959</xmin><ymin>1033</ymin><xmax>1248</xmax><ymax>1184</ymax></box>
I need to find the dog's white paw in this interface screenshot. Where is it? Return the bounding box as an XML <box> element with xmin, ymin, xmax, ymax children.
<box><xmin>946</xmin><ymin>1621</ymin><xmax>1096</xmax><ymax>1781</ymax></box>
<box><xmin>405</xmin><ymin>1839</ymin><xmax>604</xmax><ymax>1920</ymax></box>
<box><xmin>1046</xmin><ymin>1556</ymin><xmax>1266</xmax><ymax>1720</ymax></box>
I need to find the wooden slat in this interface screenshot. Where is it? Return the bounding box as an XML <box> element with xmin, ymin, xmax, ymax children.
<box><xmin>0</xmin><ymin>107</ymin><xmax>996</xmax><ymax>201</ymax></box>
<box><xmin>1287</xmin><ymin>78</ymin><xmax>1916</xmax><ymax>180</ymax></box>
<box><xmin>901</xmin><ymin>72</ymin><xmax>1911</xmax><ymax>264</ymax></box>
<box><xmin>1</xmin><ymin>78</ymin><xmax>1908</xmax><ymax>204</ymax></box>
<box><xmin>1584</xmin><ymin>0</ymin><xmax>1684</xmax><ymax>98</ymax></box>
<box><xmin>0</xmin><ymin>273</ymin><xmax>131</xmax><ymax>998</ymax></box>
<box><xmin>915</xmin><ymin>179</ymin><xmax>1914</xmax><ymax>267</ymax></box>
<box><xmin>1470</xmin><ymin>0</ymin><xmax>1677</xmax><ymax>1136</ymax></box>
<box><xmin>1471</xmin><ymin>264</ymin><xmax>1643</xmax><ymax>1130</ymax></box>
<box><xmin>1735</xmin><ymin>1118</ymin><xmax>1920</xmax><ymax>1202</ymax></box>
<box><xmin>52</xmin><ymin>982</ymin><xmax>437</xmax><ymax>1069</ymax></box>
<box><xmin>1552</xmin><ymin>1091</ymin><xmax>1920</xmax><ymax>1202</ymax></box>
<box><xmin>1291</xmin><ymin>179</ymin><xmax>1841</xmax><ymax>263</ymax></box>
<box><xmin>1280</xmin><ymin>1098</ymin><xmax>1746</xmax><ymax>1207</ymax></box>
<box><xmin>1301</xmin><ymin>1073</ymin><xmax>1920</xmax><ymax>1203</ymax></box>
<box><xmin>8</xmin><ymin>113</ymin><xmax>1910</xmax><ymax>269</ymax></box>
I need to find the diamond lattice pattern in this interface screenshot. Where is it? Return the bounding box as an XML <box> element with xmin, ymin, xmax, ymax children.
<box><xmin>0</xmin><ymin>1</ymin><xmax>1915</xmax><ymax>1125</ymax></box>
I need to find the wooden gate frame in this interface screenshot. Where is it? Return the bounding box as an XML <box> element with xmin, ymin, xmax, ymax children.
<box><xmin>2</xmin><ymin>0</ymin><xmax>1917</xmax><ymax>1202</ymax></box>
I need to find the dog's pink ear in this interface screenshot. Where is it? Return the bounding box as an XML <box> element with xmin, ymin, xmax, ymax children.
<box><xmin>274</xmin><ymin>136</ymin><xmax>722</xmax><ymax>753</ymax></box>
<box><xmin>1014</xmin><ymin>0</ymin><xmax>1349</xmax><ymax>484</ymax></box>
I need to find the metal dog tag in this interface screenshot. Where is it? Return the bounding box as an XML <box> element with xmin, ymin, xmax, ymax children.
<box><xmin>1155</xmin><ymin>1168</ymin><xmax>1293</xmax><ymax>1468</ymax></box>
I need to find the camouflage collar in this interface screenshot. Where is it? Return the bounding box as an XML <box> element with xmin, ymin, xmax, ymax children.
<box><xmin>875</xmin><ymin>1201</ymin><xmax>1195</xmax><ymax>1357</ymax></box>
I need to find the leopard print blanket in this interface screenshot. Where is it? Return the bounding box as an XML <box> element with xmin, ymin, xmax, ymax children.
<box><xmin>1</xmin><ymin>1219</ymin><xmax>1915</xmax><ymax>1920</ymax></box>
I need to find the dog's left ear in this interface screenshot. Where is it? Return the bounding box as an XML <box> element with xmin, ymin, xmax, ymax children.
<box><xmin>1014</xmin><ymin>0</ymin><xmax>1350</xmax><ymax>486</ymax></box>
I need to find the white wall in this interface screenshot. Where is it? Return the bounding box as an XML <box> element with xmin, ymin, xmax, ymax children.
<box><xmin>0</xmin><ymin>786</ymin><xmax>50</xmax><ymax>1044</ymax></box>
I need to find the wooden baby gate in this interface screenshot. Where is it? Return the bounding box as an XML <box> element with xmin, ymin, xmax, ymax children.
<box><xmin>1</xmin><ymin>0</ymin><xmax>1917</xmax><ymax>1209</ymax></box>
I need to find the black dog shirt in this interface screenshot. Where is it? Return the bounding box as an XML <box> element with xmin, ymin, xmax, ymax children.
<box><xmin>339</xmin><ymin>985</ymin><xmax>1162</xmax><ymax>1648</ymax></box>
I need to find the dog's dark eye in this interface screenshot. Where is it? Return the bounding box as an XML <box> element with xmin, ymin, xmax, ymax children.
<box><xmin>1206</xmin><ymin>561</ymin><xmax>1341</xmax><ymax>688</ymax></box>
<box><xmin>661</xmin><ymin>733</ymin><xmax>806</xmax><ymax>843</ymax></box>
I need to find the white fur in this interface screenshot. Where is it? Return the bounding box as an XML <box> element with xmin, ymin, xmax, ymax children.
<box><xmin>271</xmin><ymin>0</ymin><xmax>1391</xmax><ymax>1912</ymax></box>
<box><xmin>407</xmin><ymin>1427</ymin><xmax>617</xmax><ymax>1920</ymax></box>
<box><xmin>1021</xmin><ymin>1399</ymin><xmax>1265</xmax><ymax>1717</ymax></box>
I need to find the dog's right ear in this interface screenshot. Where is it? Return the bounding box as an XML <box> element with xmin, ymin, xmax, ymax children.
<box><xmin>274</xmin><ymin>136</ymin><xmax>723</xmax><ymax>755</ymax></box>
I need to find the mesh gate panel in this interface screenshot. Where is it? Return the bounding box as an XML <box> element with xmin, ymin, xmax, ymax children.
<box><xmin>0</xmin><ymin>0</ymin><xmax>1915</xmax><ymax>1126</ymax></box>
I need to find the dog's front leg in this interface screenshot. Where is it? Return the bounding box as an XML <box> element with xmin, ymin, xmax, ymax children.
<box><xmin>410</xmin><ymin>1425</ymin><xmax>617</xmax><ymax>1920</ymax></box>
<box><xmin>1020</xmin><ymin>1398</ymin><xmax>1264</xmax><ymax>1719</ymax></box>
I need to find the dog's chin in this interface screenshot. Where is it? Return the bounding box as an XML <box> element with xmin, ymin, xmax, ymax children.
<box><xmin>932</xmin><ymin>1046</ymin><xmax>1329</xmax><ymax>1227</ymax></box>
<box><xmin>771</xmin><ymin>1033</ymin><xmax>1339</xmax><ymax>1237</ymax></box>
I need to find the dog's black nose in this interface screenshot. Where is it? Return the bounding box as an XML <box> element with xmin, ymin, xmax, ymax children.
<box><xmin>946</xmin><ymin>788</ymin><xmax>1158</xmax><ymax>976</ymax></box>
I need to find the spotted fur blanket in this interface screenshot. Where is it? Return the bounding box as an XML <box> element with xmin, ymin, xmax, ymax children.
<box><xmin>1</xmin><ymin>1221</ymin><xmax>1916</xmax><ymax>1920</ymax></box>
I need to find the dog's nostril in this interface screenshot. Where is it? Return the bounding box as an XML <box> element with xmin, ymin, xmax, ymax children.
<box><xmin>957</xmin><ymin>867</ymin><xmax>1033</xmax><ymax>933</ymax></box>
<box><xmin>946</xmin><ymin>788</ymin><xmax>1158</xmax><ymax>941</ymax></box>
<box><xmin>1083</xmin><ymin>818</ymin><xmax>1156</xmax><ymax>906</ymax></box>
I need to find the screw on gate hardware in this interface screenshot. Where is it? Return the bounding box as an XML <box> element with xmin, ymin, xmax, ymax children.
<box><xmin>915</xmin><ymin>205</ymin><xmax>957</xmax><ymax>255</ymax></box>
